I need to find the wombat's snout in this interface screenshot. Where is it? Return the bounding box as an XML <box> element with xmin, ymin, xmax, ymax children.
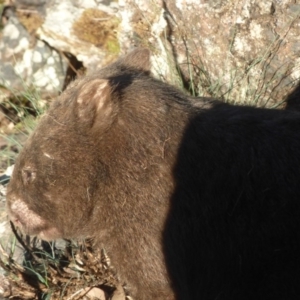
<box><xmin>6</xmin><ymin>165</ymin><xmax>35</xmax><ymax>227</ymax></box>
<box><xmin>7</xmin><ymin>203</ymin><xmax>24</xmax><ymax>229</ymax></box>
<box><xmin>6</xmin><ymin>193</ymin><xmax>61</xmax><ymax>241</ymax></box>
<box><xmin>6</xmin><ymin>195</ymin><xmax>42</xmax><ymax>232</ymax></box>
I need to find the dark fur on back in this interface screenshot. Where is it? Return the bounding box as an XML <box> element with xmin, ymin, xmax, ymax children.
<box><xmin>165</xmin><ymin>103</ymin><xmax>300</xmax><ymax>299</ymax></box>
<box><xmin>6</xmin><ymin>48</ymin><xmax>300</xmax><ymax>299</ymax></box>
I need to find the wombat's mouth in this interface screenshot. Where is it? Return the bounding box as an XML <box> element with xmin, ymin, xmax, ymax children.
<box><xmin>36</xmin><ymin>227</ymin><xmax>63</xmax><ymax>241</ymax></box>
<box><xmin>11</xmin><ymin>217</ymin><xmax>62</xmax><ymax>241</ymax></box>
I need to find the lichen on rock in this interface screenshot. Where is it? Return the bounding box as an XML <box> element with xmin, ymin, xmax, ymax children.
<box><xmin>72</xmin><ymin>8</ymin><xmax>120</xmax><ymax>54</ymax></box>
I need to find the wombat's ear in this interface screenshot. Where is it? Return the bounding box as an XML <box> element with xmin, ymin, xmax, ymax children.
<box><xmin>75</xmin><ymin>79</ymin><xmax>113</xmax><ymax>128</ymax></box>
<box><xmin>119</xmin><ymin>48</ymin><xmax>151</xmax><ymax>72</ymax></box>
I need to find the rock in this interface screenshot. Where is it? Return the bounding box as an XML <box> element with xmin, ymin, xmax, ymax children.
<box><xmin>36</xmin><ymin>0</ymin><xmax>120</xmax><ymax>72</ymax></box>
<box><xmin>1</xmin><ymin>0</ymin><xmax>299</xmax><ymax>107</ymax></box>
<box><xmin>0</xmin><ymin>7</ymin><xmax>67</xmax><ymax>95</ymax></box>
<box><xmin>119</xmin><ymin>0</ymin><xmax>300</xmax><ymax>107</ymax></box>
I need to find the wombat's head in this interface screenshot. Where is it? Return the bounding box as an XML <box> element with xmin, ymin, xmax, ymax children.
<box><xmin>6</xmin><ymin>48</ymin><xmax>155</xmax><ymax>241</ymax></box>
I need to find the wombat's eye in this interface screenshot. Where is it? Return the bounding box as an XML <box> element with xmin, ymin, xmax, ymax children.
<box><xmin>22</xmin><ymin>168</ymin><xmax>36</xmax><ymax>185</ymax></box>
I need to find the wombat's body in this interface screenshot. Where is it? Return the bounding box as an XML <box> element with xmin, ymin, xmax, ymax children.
<box><xmin>6</xmin><ymin>49</ymin><xmax>300</xmax><ymax>300</ymax></box>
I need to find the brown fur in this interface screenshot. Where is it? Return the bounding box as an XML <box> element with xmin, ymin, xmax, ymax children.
<box><xmin>6</xmin><ymin>49</ymin><xmax>300</xmax><ymax>300</ymax></box>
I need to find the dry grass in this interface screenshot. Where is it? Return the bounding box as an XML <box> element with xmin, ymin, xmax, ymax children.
<box><xmin>0</xmin><ymin>85</ymin><xmax>46</xmax><ymax>173</ymax></box>
<box><xmin>0</xmin><ymin>224</ymin><xmax>127</xmax><ymax>300</ymax></box>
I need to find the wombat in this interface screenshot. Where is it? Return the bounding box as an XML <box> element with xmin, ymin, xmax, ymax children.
<box><xmin>6</xmin><ymin>48</ymin><xmax>300</xmax><ymax>300</ymax></box>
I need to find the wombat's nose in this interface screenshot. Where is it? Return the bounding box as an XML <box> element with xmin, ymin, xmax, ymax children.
<box><xmin>8</xmin><ymin>211</ymin><xmax>23</xmax><ymax>229</ymax></box>
<box><xmin>5</xmin><ymin>194</ymin><xmax>23</xmax><ymax>223</ymax></box>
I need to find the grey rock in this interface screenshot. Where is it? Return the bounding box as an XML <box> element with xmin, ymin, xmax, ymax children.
<box><xmin>0</xmin><ymin>11</ymin><xmax>67</xmax><ymax>95</ymax></box>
